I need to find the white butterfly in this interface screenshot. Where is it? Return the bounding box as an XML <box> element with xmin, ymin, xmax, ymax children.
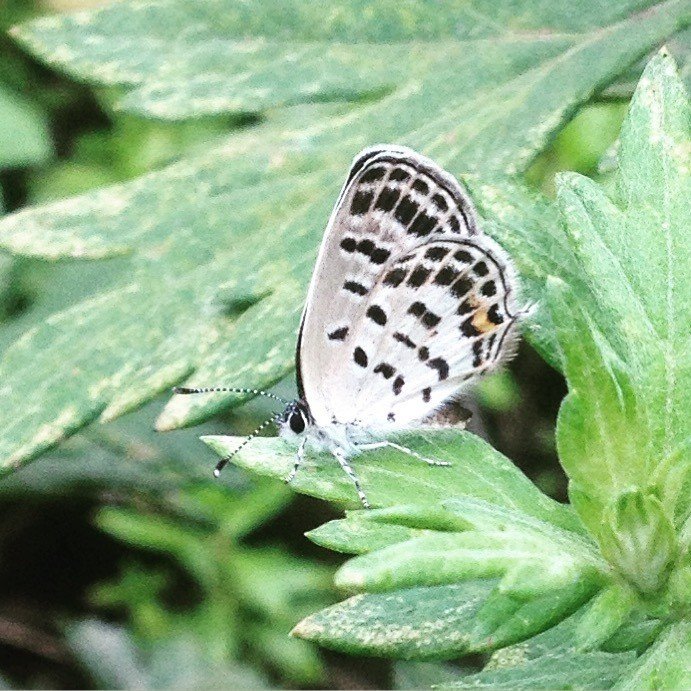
<box><xmin>176</xmin><ymin>146</ymin><xmax>525</xmax><ymax>507</ymax></box>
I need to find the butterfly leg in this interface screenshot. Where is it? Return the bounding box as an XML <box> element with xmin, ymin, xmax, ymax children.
<box><xmin>284</xmin><ymin>437</ymin><xmax>307</xmax><ymax>485</ymax></box>
<box><xmin>358</xmin><ymin>441</ymin><xmax>451</xmax><ymax>467</ymax></box>
<box><xmin>333</xmin><ymin>448</ymin><xmax>370</xmax><ymax>509</ymax></box>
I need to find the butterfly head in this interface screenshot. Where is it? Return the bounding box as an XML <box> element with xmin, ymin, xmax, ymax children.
<box><xmin>278</xmin><ymin>399</ymin><xmax>311</xmax><ymax>440</ymax></box>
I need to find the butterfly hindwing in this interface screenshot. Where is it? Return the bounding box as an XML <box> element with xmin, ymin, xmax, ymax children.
<box><xmin>298</xmin><ymin>146</ymin><xmax>519</xmax><ymax>427</ymax></box>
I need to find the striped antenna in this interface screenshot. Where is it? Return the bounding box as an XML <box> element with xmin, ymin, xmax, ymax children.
<box><xmin>173</xmin><ymin>386</ymin><xmax>288</xmax><ymax>405</ymax></box>
<box><xmin>213</xmin><ymin>413</ymin><xmax>281</xmax><ymax>477</ymax></box>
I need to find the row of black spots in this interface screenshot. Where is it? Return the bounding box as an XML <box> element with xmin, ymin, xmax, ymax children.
<box><xmin>353</xmin><ymin>346</ymin><xmax>368</xmax><ymax>367</ymax></box>
<box><xmin>373</xmin><ymin>362</ymin><xmax>395</xmax><ymax>379</ymax></box>
<box><xmin>327</xmin><ymin>326</ymin><xmax>349</xmax><ymax>341</ymax></box>
<box><xmin>427</xmin><ymin>357</ymin><xmax>449</xmax><ymax>381</ymax></box>
<box><xmin>407</xmin><ymin>301</ymin><xmax>441</xmax><ymax>330</ymax></box>
<box><xmin>343</xmin><ymin>280</ymin><xmax>368</xmax><ymax>296</ymax></box>
<box><xmin>340</xmin><ymin>236</ymin><xmax>391</xmax><ymax>264</ymax></box>
<box><xmin>366</xmin><ymin>304</ymin><xmax>387</xmax><ymax>326</ymax></box>
<box><xmin>393</xmin><ymin>331</ymin><xmax>416</xmax><ymax>349</ymax></box>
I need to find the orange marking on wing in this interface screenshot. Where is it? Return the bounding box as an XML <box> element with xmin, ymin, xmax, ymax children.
<box><xmin>471</xmin><ymin>306</ymin><xmax>496</xmax><ymax>334</ymax></box>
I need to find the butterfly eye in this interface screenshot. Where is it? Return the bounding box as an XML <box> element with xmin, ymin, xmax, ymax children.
<box><xmin>289</xmin><ymin>410</ymin><xmax>306</xmax><ymax>434</ymax></box>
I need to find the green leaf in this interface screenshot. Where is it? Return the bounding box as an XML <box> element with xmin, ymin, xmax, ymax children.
<box><xmin>574</xmin><ymin>582</ymin><xmax>639</xmax><ymax>651</ymax></box>
<box><xmin>598</xmin><ymin>491</ymin><xmax>677</xmax><ymax>595</ymax></box>
<box><xmin>0</xmin><ymin>82</ymin><xmax>52</xmax><ymax>168</ymax></box>
<box><xmin>443</xmin><ymin>607</ymin><xmax>637</xmax><ymax>689</ymax></box>
<box><xmin>613</xmin><ymin>621</ymin><xmax>691</xmax><ymax>690</ymax></box>
<box><xmin>0</xmin><ymin>0</ymin><xmax>687</xmax><ymax>470</ymax></box>
<box><xmin>332</xmin><ymin>498</ymin><xmax>603</xmax><ymax>596</ymax></box>
<box><xmin>12</xmin><ymin>0</ymin><xmax>689</xmax><ymax>124</ymax></box>
<box><xmin>291</xmin><ymin>581</ymin><xmax>498</xmax><ymax>660</ymax></box>
<box><xmin>202</xmin><ymin>431</ymin><xmax>581</xmax><ymax>532</ymax></box>
<box><xmin>551</xmin><ymin>50</ymin><xmax>691</xmax><ymax>533</ymax></box>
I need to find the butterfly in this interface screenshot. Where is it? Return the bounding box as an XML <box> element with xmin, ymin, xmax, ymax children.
<box><xmin>175</xmin><ymin>145</ymin><xmax>525</xmax><ymax>507</ymax></box>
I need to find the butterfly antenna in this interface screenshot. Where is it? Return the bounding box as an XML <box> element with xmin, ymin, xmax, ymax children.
<box><xmin>213</xmin><ymin>413</ymin><xmax>281</xmax><ymax>477</ymax></box>
<box><xmin>173</xmin><ymin>386</ymin><xmax>289</xmax><ymax>405</ymax></box>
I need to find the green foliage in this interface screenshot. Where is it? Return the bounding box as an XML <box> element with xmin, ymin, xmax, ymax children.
<box><xmin>0</xmin><ymin>1</ymin><xmax>690</xmax><ymax>688</ymax></box>
<box><xmin>0</xmin><ymin>0</ymin><xmax>687</xmax><ymax>471</ymax></box>
<box><xmin>208</xmin><ymin>50</ymin><xmax>691</xmax><ymax>686</ymax></box>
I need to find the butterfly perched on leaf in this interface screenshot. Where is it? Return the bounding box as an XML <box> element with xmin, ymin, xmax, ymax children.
<box><xmin>176</xmin><ymin>145</ymin><xmax>526</xmax><ymax>507</ymax></box>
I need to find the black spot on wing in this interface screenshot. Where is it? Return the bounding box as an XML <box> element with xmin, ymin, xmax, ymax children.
<box><xmin>356</xmin><ymin>238</ymin><xmax>375</xmax><ymax>256</ymax></box>
<box><xmin>389</xmin><ymin>167</ymin><xmax>410</xmax><ymax>182</ymax></box>
<box><xmin>383</xmin><ymin>268</ymin><xmax>407</xmax><ymax>287</ymax></box>
<box><xmin>366</xmin><ymin>304</ymin><xmax>387</xmax><ymax>326</ymax></box>
<box><xmin>434</xmin><ymin>265</ymin><xmax>459</xmax><ymax>286</ymax></box>
<box><xmin>393</xmin><ymin>376</ymin><xmax>405</xmax><ymax>395</ymax></box>
<box><xmin>409</xmin><ymin>212</ymin><xmax>436</xmax><ymax>237</ymax></box>
<box><xmin>408</xmin><ymin>265</ymin><xmax>431</xmax><ymax>288</ymax></box>
<box><xmin>422</xmin><ymin>387</ymin><xmax>431</xmax><ymax>403</ymax></box>
<box><xmin>374</xmin><ymin>362</ymin><xmax>395</xmax><ymax>379</ymax></box>
<box><xmin>328</xmin><ymin>326</ymin><xmax>348</xmax><ymax>341</ymax></box>
<box><xmin>450</xmin><ymin>276</ymin><xmax>473</xmax><ymax>298</ymax></box>
<box><xmin>340</xmin><ymin>236</ymin><xmax>357</xmax><ymax>252</ymax></box>
<box><xmin>481</xmin><ymin>280</ymin><xmax>496</xmax><ymax>297</ymax></box>
<box><xmin>395</xmin><ymin>196</ymin><xmax>418</xmax><ymax>225</ymax></box>
<box><xmin>370</xmin><ymin>246</ymin><xmax>391</xmax><ymax>264</ymax></box>
<box><xmin>448</xmin><ymin>215</ymin><xmax>461</xmax><ymax>233</ymax></box>
<box><xmin>425</xmin><ymin>246</ymin><xmax>449</xmax><ymax>261</ymax></box>
<box><xmin>393</xmin><ymin>332</ymin><xmax>416</xmax><ymax>349</ymax></box>
<box><xmin>353</xmin><ymin>347</ymin><xmax>368</xmax><ymax>367</ymax></box>
<box><xmin>418</xmin><ymin>346</ymin><xmax>429</xmax><ymax>361</ymax></box>
<box><xmin>427</xmin><ymin>357</ymin><xmax>449</xmax><ymax>381</ymax></box>
<box><xmin>460</xmin><ymin>318</ymin><xmax>480</xmax><ymax>338</ymax></box>
<box><xmin>408</xmin><ymin>301</ymin><xmax>426</xmax><ymax>317</ymax></box>
<box><xmin>375</xmin><ymin>186</ymin><xmax>400</xmax><ymax>212</ymax></box>
<box><xmin>360</xmin><ymin>166</ymin><xmax>386</xmax><ymax>183</ymax></box>
<box><xmin>412</xmin><ymin>178</ymin><xmax>429</xmax><ymax>194</ymax></box>
<box><xmin>487</xmin><ymin>304</ymin><xmax>504</xmax><ymax>325</ymax></box>
<box><xmin>454</xmin><ymin>249</ymin><xmax>473</xmax><ymax>263</ymax></box>
<box><xmin>474</xmin><ymin>261</ymin><xmax>489</xmax><ymax>276</ymax></box>
<box><xmin>343</xmin><ymin>280</ymin><xmax>368</xmax><ymax>296</ymax></box>
<box><xmin>431</xmin><ymin>193</ymin><xmax>448</xmax><ymax>211</ymax></box>
<box><xmin>351</xmin><ymin>190</ymin><xmax>373</xmax><ymax>216</ymax></box>
<box><xmin>472</xmin><ymin>340</ymin><xmax>483</xmax><ymax>367</ymax></box>
<box><xmin>422</xmin><ymin>311</ymin><xmax>441</xmax><ymax>328</ymax></box>
<box><xmin>458</xmin><ymin>299</ymin><xmax>474</xmax><ymax>315</ymax></box>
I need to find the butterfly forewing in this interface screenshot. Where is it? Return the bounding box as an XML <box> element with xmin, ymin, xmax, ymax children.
<box><xmin>298</xmin><ymin>146</ymin><xmax>519</xmax><ymax>427</ymax></box>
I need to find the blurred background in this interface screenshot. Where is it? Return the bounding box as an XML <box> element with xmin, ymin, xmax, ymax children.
<box><xmin>0</xmin><ymin>0</ymin><xmax>655</xmax><ymax>688</ymax></box>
